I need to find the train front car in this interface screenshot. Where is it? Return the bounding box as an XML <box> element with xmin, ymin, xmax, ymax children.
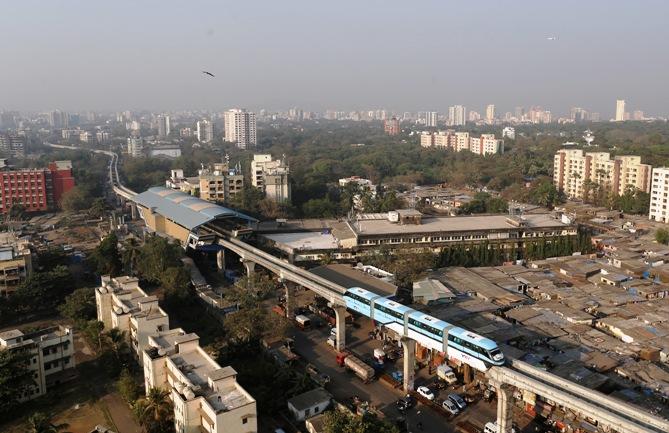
<box><xmin>406</xmin><ymin>311</ymin><xmax>450</xmax><ymax>353</ymax></box>
<box><xmin>343</xmin><ymin>287</ymin><xmax>379</xmax><ymax>318</ymax></box>
<box><xmin>447</xmin><ymin>327</ymin><xmax>505</xmax><ymax>370</ymax></box>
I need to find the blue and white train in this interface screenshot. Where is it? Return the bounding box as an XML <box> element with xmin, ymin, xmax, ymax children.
<box><xmin>343</xmin><ymin>287</ymin><xmax>504</xmax><ymax>371</ymax></box>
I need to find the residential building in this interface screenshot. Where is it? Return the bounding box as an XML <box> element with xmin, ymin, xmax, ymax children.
<box><xmin>224</xmin><ymin>109</ymin><xmax>257</xmax><ymax>149</ymax></box>
<box><xmin>48</xmin><ymin>110</ymin><xmax>69</xmax><ymax>129</ymax></box>
<box><xmin>502</xmin><ymin>127</ymin><xmax>515</xmax><ymax>140</ymax></box>
<box><xmin>383</xmin><ymin>117</ymin><xmax>400</xmax><ymax>135</ymax></box>
<box><xmin>0</xmin><ymin>231</ymin><xmax>32</xmax><ymax>296</ymax></box>
<box><xmin>287</xmin><ymin>388</ymin><xmax>331</xmax><ymax>422</ymax></box>
<box><xmin>485</xmin><ymin>104</ymin><xmax>495</xmax><ymax>124</ymax></box>
<box><xmin>615</xmin><ymin>100</ymin><xmax>626</xmax><ymax>122</ymax></box>
<box><xmin>179</xmin><ymin>127</ymin><xmax>193</xmax><ymax>138</ymax></box>
<box><xmin>95</xmin><ymin>275</ymin><xmax>258</xmax><ymax>433</ymax></box>
<box><xmin>196</xmin><ymin>119</ymin><xmax>214</xmax><ymax>143</ymax></box>
<box><xmin>96</xmin><ymin>131</ymin><xmax>111</xmax><ymax>144</ymax></box>
<box><xmin>553</xmin><ymin>149</ymin><xmax>652</xmax><ymax>200</ymax></box>
<box><xmin>149</xmin><ymin>145</ymin><xmax>182</xmax><ymax>158</ymax></box>
<box><xmin>0</xmin><ymin>133</ymin><xmax>26</xmax><ymax>157</ymax></box>
<box><xmin>420</xmin><ymin>131</ymin><xmax>504</xmax><ymax>155</ymax></box>
<box><xmin>425</xmin><ymin>111</ymin><xmax>438</xmax><ymax>127</ymax></box>
<box><xmin>250</xmin><ymin>154</ymin><xmax>291</xmax><ymax>203</ymax></box>
<box><xmin>0</xmin><ymin>326</ymin><xmax>75</xmax><ymax>402</ymax></box>
<box><xmin>649</xmin><ymin>167</ymin><xmax>669</xmax><ymax>223</ymax></box>
<box><xmin>165</xmin><ymin>169</ymin><xmax>186</xmax><ymax>190</ymax></box>
<box><xmin>632</xmin><ymin>110</ymin><xmax>645</xmax><ymax>121</ymax></box>
<box><xmin>0</xmin><ymin>160</ymin><xmax>75</xmax><ymax>214</ymax></box>
<box><xmin>339</xmin><ymin>176</ymin><xmax>376</xmax><ymax>210</ymax></box>
<box><xmin>157</xmin><ymin>115</ymin><xmax>171</xmax><ymax>137</ymax></box>
<box><xmin>448</xmin><ymin>105</ymin><xmax>466</xmax><ymax>126</ymax></box>
<box><xmin>198</xmin><ymin>162</ymin><xmax>244</xmax><ymax>202</ymax></box>
<box><xmin>127</xmin><ymin>137</ymin><xmax>144</xmax><ymax>157</ymax></box>
<box><xmin>79</xmin><ymin>131</ymin><xmax>94</xmax><ymax>143</ymax></box>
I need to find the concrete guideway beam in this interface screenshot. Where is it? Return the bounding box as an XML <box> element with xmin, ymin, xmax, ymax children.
<box><xmin>487</xmin><ymin>367</ymin><xmax>663</xmax><ymax>433</ymax></box>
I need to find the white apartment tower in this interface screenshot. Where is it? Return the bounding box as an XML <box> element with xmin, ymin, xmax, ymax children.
<box><xmin>649</xmin><ymin>168</ymin><xmax>669</xmax><ymax>223</ymax></box>
<box><xmin>448</xmin><ymin>105</ymin><xmax>466</xmax><ymax>126</ymax></box>
<box><xmin>615</xmin><ymin>99</ymin><xmax>626</xmax><ymax>122</ymax></box>
<box><xmin>485</xmin><ymin>104</ymin><xmax>495</xmax><ymax>124</ymax></box>
<box><xmin>425</xmin><ymin>111</ymin><xmax>438</xmax><ymax>127</ymax></box>
<box><xmin>196</xmin><ymin>119</ymin><xmax>214</xmax><ymax>143</ymax></box>
<box><xmin>224</xmin><ymin>109</ymin><xmax>257</xmax><ymax>149</ymax></box>
<box><xmin>251</xmin><ymin>154</ymin><xmax>291</xmax><ymax>203</ymax></box>
<box><xmin>157</xmin><ymin>115</ymin><xmax>171</xmax><ymax>137</ymax></box>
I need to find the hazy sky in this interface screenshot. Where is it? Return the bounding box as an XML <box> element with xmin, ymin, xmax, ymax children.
<box><xmin>1</xmin><ymin>0</ymin><xmax>668</xmax><ymax>116</ymax></box>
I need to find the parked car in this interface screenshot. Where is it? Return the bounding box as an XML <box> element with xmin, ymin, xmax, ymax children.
<box><xmin>396</xmin><ymin>395</ymin><xmax>416</xmax><ymax>411</ymax></box>
<box><xmin>448</xmin><ymin>393</ymin><xmax>467</xmax><ymax>410</ymax></box>
<box><xmin>417</xmin><ymin>386</ymin><xmax>435</xmax><ymax>401</ymax></box>
<box><xmin>442</xmin><ymin>399</ymin><xmax>460</xmax><ymax>415</ymax></box>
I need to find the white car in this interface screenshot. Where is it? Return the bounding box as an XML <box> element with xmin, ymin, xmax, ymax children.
<box><xmin>416</xmin><ymin>386</ymin><xmax>435</xmax><ymax>401</ymax></box>
<box><xmin>442</xmin><ymin>399</ymin><xmax>459</xmax><ymax>415</ymax></box>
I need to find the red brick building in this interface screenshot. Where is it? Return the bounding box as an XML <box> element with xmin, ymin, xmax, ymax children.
<box><xmin>0</xmin><ymin>161</ymin><xmax>75</xmax><ymax>214</ymax></box>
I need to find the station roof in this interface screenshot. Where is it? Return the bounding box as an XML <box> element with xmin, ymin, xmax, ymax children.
<box><xmin>134</xmin><ymin>186</ymin><xmax>257</xmax><ymax>231</ymax></box>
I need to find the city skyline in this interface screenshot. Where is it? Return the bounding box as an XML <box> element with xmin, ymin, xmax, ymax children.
<box><xmin>1</xmin><ymin>1</ymin><xmax>669</xmax><ymax>116</ymax></box>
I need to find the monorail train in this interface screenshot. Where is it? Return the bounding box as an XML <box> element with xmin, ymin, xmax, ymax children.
<box><xmin>343</xmin><ymin>287</ymin><xmax>504</xmax><ymax>370</ymax></box>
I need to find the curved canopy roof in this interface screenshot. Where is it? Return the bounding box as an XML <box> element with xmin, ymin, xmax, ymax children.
<box><xmin>134</xmin><ymin>186</ymin><xmax>257</xmax><ymax>231</ymax></box>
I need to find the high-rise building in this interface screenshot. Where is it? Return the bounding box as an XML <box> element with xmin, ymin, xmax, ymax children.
<box><xmin>48</xmin><ymin>110</ymin><xmax>68</xmax><ymax>129</ymax></box>
<box><xmin>649</xmin><ymin>168</ymin><xmax>669</xmax><ymax>223</ymax></box>
<box><xmin>383</xmin><ymin>117</ymin><xmax>401</xmax><ymax>135</ymax></box>
<box><xmin>127</xmin><ymin>137</ymin><xmax>144</xmax><ymax>157</ymax></box>
<box><xmin>615</xmin><ymin>99</ymin><xmax>626</xmax><ymax>122</ymax></box>
<box><xmin>553</xmin><ymin>149</ymin><xmax>651</xmax><ymax>200</ymax></box>
<box><xmin>514</xmin><ymin>106</ymin><xmax>524</xmax><ymax>121</ymax></box>
<box><xmin>196</xmin><ymin>119</ymin><xmax>214</xmax><ymax>143</ymax></box>
<box><xmin>96</xmin><ymin>131</ymin><xmax>111</xmax><ymax>144</ymax></box>
<box><xmin>425</xmin><ymin>111</ymin><xmax>438</xmax><ymax>127</ymax></box>
<box><xmin>224</xmin><ymin>109</ymin><xmax>257</xmax><ymax>149</ymax></box>
<box><xmin>0</xmin><ymin>161</ymin><xmax>75</xmax><ymax>213</ymax></box>
<box><xmin>570</xmin><ymin>107</ymin><xmax>588</xmax><ymax>123</ymax></box>
<box><xmin>448</xmin><ymin>105</ymin><xmax>466</xmax><ymax>126</ymax></box>
<box><xmin>251</xmin><ymin>154</ymin><xmax>291</xmax><ymax>203</ymax></box>
<box><xmin>632</xmin><ymin>110</ymin><xmax>645</xmax><ymax>121</ymax></box>
<box><xmin>157</xmin><ymin>115</ymin><xmax>170</xmax><ymax>137</ymax></box>
<box><xmin>485</xmin><ymin>104</ymin><xmax>495</xmax><ymax>124</ymax></box>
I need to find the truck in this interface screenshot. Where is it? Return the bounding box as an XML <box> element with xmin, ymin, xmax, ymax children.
<box><xmin>336</xmin><ymin>351</ymin><xmax>375</xmax><ymax>383</ymax></box>
<box><xmin>295</xmin><ymin>314</ymin><xmax>311</xmax><ymax>330</ymax></box>
<box><xmin>437</xmin><ymin>364</ymin><xmax>458</xmax><ymax>385</ymax></box>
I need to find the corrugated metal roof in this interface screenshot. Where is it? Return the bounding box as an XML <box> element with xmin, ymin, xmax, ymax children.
<box><xmin>134</xmin><ymin>186</ymin><xmax>256</xmax><ymax>231</ymax></box>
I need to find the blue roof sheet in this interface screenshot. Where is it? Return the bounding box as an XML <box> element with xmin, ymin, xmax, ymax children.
<box><xmin>134</xmin><ymin>186</ymin><xmax>256</xmax><ymax>231</ymax></box>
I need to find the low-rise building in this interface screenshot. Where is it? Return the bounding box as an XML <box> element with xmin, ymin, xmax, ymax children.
<box><xmin>420</xmin><ymin>130</ymin><xmax>504</xmax><ymax>155</ymax></box>
<box><xmin>0</xmin><ymin>325</ymin><xmax>75</xmax><ymax>401</ymax></box>
<box><xmin>287</xmin><ymin>388</ymin><xmax>331</xmax><ymax>422</ymax></box>
<box><xmin>251</xmin><ymin>154</ymin><xmax>290</xmax><ymax>203</ymax></box>
<box><xmin>0</xmin><ymin>232</ymin><xmax>32</xmax><ymax>296</ymax></box>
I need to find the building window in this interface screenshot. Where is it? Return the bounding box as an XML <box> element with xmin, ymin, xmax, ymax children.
<box><xmin>242</xmin><ymin>417</ymin><xmax>248</xmax><ymax>424</ymax></box>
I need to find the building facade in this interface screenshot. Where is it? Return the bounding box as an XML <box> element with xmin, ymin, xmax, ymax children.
<box><xmin>448</xmin><ymin>105</ymin><xmax>466</xmax><ymax>126</ymax></box>
<box><xmin>127</xmin><ymin>137</ymin><xmax>144</xmax><ymax>157</ymax></box>
<box><xmin>383</xmin><ymin>118</ymin><xmax>400</xmax><ymax>135</ymax></box>
<box><xmin>224</xmin><ymin>109</ymin><xmax>257</xmax><ymax>149</ymax></box>
<box><xmin>553</xmin><ymin>149</ymin><xmax>652</xmax><ymax>200</ymax></box>
<box><xmin>0</xmin><ymin>134</ymin><xmax>26</xmax><ymax>157</ymax></box>
<box><xmin>0</xmin><ymin>160</ymin><xmax>75</xmax><ymax>214</ymax></box>
<box><xmin>0</xmin><ymin>326</ymin><xmax>75</xmax><ymax>402</ymax></box>
<box><xmin>615</xmin><ymin>100</ymin><xmax>626</xmax><ymax>122</ymax></box>
<box><xmin>250</xmin><ymin>154</ymin><xmax>290</xmax><ymax>203</ymax></box>
<box><xmin>420</xmin><ymin>131</ymin><xmax>504</xmax><ymax>155</ymax></box>
<box><xmin>649</xmin><ymin>167</ymin><xmax>669</xmax><ymax>223</ymax></box>
<box><xmin>196</xmin><ymin>120</ymin><xmax>214</xmax><ymax>143</ymax></box>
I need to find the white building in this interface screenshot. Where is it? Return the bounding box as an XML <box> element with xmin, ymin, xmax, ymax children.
<box><xmin>196</xmin><ymin>119</ymin><xmax>214</xmax><ymax>143</ymax></box>
<box><xmin>251</xmin><ymin>154</ymin><xmax>291</xmax><ymax>203</ymax></box>
<box><xmin>0</xmin><ymin>326</ymin><xmax>75</xmax><ymax>402</ymax></box>
<box><xmin>286</xmin><ymin>388</ymin><xmax>331</xmax><ymax>422</ymax></box>
<box><xmin>96</xmin><ymin>131</ymin><xmax>111</xmax><ymax>144</ymax></box>
<box><xmin>425</xmin><ymin>111</ymin><xmax>438</xmax><ymax>127</ymax></box>
<box><xmin>224</xmin><ymin>109</ymin><xmax>257</xmax><ymax>149</ymax></box>
<box><xmin>149</xmin><ymin>145</ymin><xmax>182</xmax><ymax>158</ymax></box>
<box><xmin>420</xmin><ymin>131</ymin><xmax>504</xmax><ymax>155</ymax></box>
<box><xmin>649</xmin><ymin>167</ymin><xmax>669</xmax><ymax>223</ymax></box>
<box><xmin>127</xmin><ymin>137</ymin><xmax>144</xmax><ymax>157</ymax></box>
<box><xmin>95</xmin><ymin>275</ymin><xmax>258</xmax><ymax>433</ymax></box>
<box><xmin>502</xmin><ymin>127</ymin><xmax>515</xmax><ymax>140</ymax></box>
<box><xmin>448</xmin><ymin>105</ymin><xmax>466</xmax><ymax>126</ymax></box>
<box><xmin>157</xmin><ymin>115</ymin><xmax>171</xmax><ymax>137</ymax></box>
<box><xmin>615</xmin><ymin>99</ymin><xmax>626</xmax><ymax>122</ymax></box>
<box><xmin>485</xmin><ymin>104</ymin><xmax>495</xmax><ymax>124</ymax></box>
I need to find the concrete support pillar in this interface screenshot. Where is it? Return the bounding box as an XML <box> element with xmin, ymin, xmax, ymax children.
<box><xmin>333</xmin><ymin>305</ymin><xmax>347</xmax><ymax>352</ymax></box>
<box><xmin>495</xmin><ymin>383</ymin><xmax>514</xmax><ymax>433</ymax></box>
<box><xmin>241</xmin><ymin>259</ymin><xmax>255</xmax><ymax>277</ymax></box>
<box><xmin>463</xmin><ymin>363</ymin><xmax>472</xmax><ymax>384</ymax></box>
<box><xmin>216</xmin><ymin>249</ymin><xmax>226</xmax><ymax>271</ymax></box>
<box><xmin>283</xmin><ymin>280</ymin><xmax>297</xmax><ymax>319</ymax></box>
<box><xmin>130</xmin><ymin>202</ymin><xmax>137</xmax><ymax>219</ymax></box>
<box><xmin>401</xmin><ymin>337</ymin><xmax>416</xmax><ymax>392</ymax></box>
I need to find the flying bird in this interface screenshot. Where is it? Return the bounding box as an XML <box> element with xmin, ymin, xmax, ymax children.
<box><xmin>202</xmin><ymin>71</ymin><xmax>215</xmax><ymax>77</ymax></box>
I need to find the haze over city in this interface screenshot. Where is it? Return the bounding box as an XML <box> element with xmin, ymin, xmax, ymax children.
<box><xmin>1</xmin><ymin>0</ymin><xmax>668</xmax><ymax>116</ymax></box>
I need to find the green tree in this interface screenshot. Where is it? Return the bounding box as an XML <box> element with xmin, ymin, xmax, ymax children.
<box><xmin>133</xmin><ymin>387</ymin><xmax>175</xmax><ymax>433</ymax></box>
<box><xmin>656</xmin><ymin>228</ymin><xmax>669</xmax><ymax>245</ymax></box>
<box><xmin>59</xmin><ymin>186</ymin><xmax>92</xmax><ymax>212</ymax></box>
<box><xmin>323</xmin><ymin>410</ymin><xmax>399</xmax><ymax>433</ymax></box>
<box><xmin>88</xmin><ymin>197</ymin><xmax>107</xmax><ymax>219</ymax></box>
<box><xmin>26</xmin><ymin>412</ymin><xmax>70</xmax><ymax>433</ymax></box>
<box><xmin>0</xmin><ymin>350</ymin><xmax>33</xmax><ymax>418</ymax></box>
<box><xmin>161</xmin><ymin>266</ymin><xmax>191</xmax><ymax>302</ymax></box>
<box><xmin>58</xmin><ymin>287</ymin><xmax>96</xmax><ymax>325</ymax></box>
<box><xmin>117</xmin><ymin>368</ymin><xmax>141</xmax><ymax>404</ymax></box>
<box><xmin>90</xmin><ymin>232</ymin><xmax>122</xmax><ymax>276</ymax></box>
<box><xmin>134</xmin><ymin>236</ymin><xmax>183</xmax><ymax>284</ymax></box>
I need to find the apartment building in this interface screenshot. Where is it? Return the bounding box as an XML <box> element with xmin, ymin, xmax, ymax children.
<box><xmin>127</xmin><ymin>137</ymin><xmax>144</xmax><ymax>157</ymax></box>
<box><xmin>0</xmin><ymin>232</ymin><xmax>32</xmax><ymax>296</ymax></box>
<box><xmin>95</xmin><ymin>276</ymin><xmax>257</xmax><ymax>433</ymax></box>
<box><xmin>0</xmin><ymin>160</ymin><xmax>75</xmax><ymax>214</ymax></box>
<box><xmin>95</xmin><ymin>275</ymin><xmax>170</xmax><ymax>363</ymax></box>
<box><xmin>142</xmin><ymin>330</ymin><xmax>257</xmax><ymax>433</ymax></box>
<box><xmin>0</xmin><ymin>326</ymin><xmax>75</xmax><ymax>401</ymax></box>
<box><xmin>649</xmin><ymin>167</ymin><xmax>669</xmax><ymax>223</ymax></box>
<box><xmin>420</xmin><ymin>131</ymin><xmax>504</xmax><ymax>155</ymax></box>
<box><xmin>553</xmin><ymin>149</ymin><xmax>652</xmax><ymax>199</ymax></box>
<box><xmin>383</xmin><ymin>118</ymin><xmax>400</xmax><ymax>135</ymax></box>
<box><xmin>0</xmin><ymin>133</ymin><xmax>26</xmax><ymax>158</ymax></box>
<box><xmin>198</xmin><ymin>163</ymin><xmax>244</xmax><ymax>203</ymax></box>
<box><xmin>250</xmin><ymin>154</ymin><xmax>291</xmax><ymax>203</ymax></box>
<box><xmin>224</xmin><ymin>109</ymin><xmax>257</xmax><ymax>149</ymax></box>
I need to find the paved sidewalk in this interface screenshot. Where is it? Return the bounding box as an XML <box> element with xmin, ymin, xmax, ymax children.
<box><xmin>101</xmin><ymin>393</ymin><xmax>142</xmax><ymax>433</ymax></box>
